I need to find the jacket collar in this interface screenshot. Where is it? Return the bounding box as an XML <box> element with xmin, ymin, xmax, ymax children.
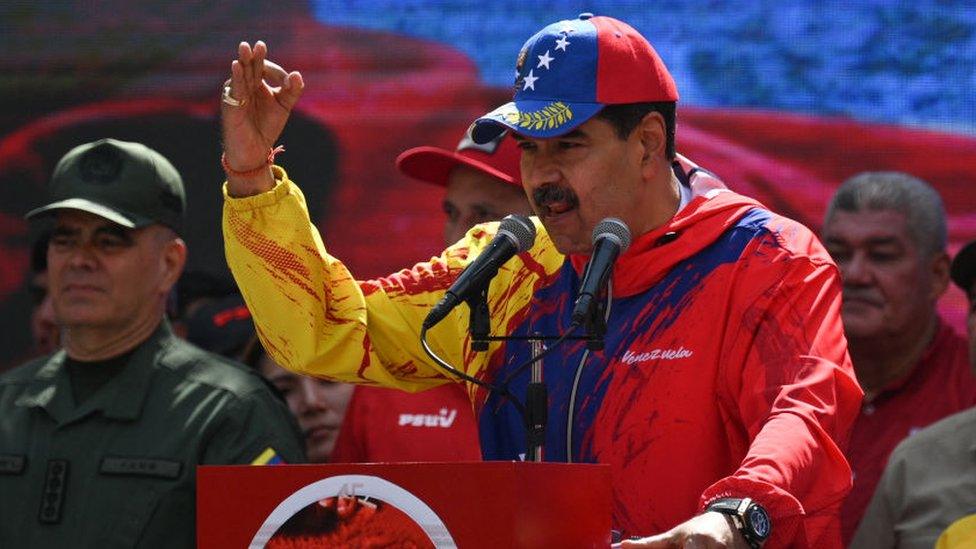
<box><xmin>568</xmin><ymin>154</ymin><xmax>765</xmax><ymax>297</ymax></box>
<box><xmin>15</xmin><ymin>319</ymin><xmax>176</xmax><ymax>425</ymax></box>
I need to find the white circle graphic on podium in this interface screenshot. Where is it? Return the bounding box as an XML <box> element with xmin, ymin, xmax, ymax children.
<box><xmin>250</xmin><ymin>474</ymin><xmax>456</xmax><ymax>548</ymax></box>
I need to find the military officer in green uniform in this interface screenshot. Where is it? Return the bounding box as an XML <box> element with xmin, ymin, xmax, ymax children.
<box><xmin>0</xmin><ymin>139</ymin><xmax>305</xmax><ymax>547</ymax></box>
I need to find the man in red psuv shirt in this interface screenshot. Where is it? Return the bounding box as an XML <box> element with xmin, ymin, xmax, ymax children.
<box><xmin>820</xmin><ymin>171</ymin><xmax>976</xmax><ymax>543</ymax></box>
<box><xmin>332</xmin><ymin>130</ymin><xmax>530</xmax><ymax>463</ymax></box>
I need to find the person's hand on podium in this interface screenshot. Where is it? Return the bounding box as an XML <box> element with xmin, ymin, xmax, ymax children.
<box><xmin>220</xmin><ymin>40</ymin><xmax>304</xmax><ymax>197</ymax></box>
<box><xmin>612</xmin><ymin>512</ymin><xmax>750</xmax><ymax>548</ymax></box>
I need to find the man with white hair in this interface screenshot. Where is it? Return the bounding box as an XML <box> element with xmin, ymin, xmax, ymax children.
<box><xmin>820</xmin><ymin>171</ymin><xmax>976</xmax><ymax>542</ymax></box>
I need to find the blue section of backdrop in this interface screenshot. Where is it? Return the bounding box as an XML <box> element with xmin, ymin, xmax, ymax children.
<box><xmin>313</xmin><ymin>1</ymin><xmax>976</xmax><ymax>134</ymax></box>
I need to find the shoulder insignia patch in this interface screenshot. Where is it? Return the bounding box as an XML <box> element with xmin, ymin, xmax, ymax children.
<box><xmin>250</xmin><ymin>447</ymin><xmax>285</xmax><ymax>466</ymax></box>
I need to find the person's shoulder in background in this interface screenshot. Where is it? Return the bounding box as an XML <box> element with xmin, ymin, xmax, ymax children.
<box><xmin>888</xmin><ymin>405</ymin><xmax>976</xmax><ymax>465</ymax></box>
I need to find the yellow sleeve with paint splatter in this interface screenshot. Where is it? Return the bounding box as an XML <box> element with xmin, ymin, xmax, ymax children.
<box><xmin>222</xmin><ymin>166</ymin><xmax>562</xmax><ymax>393</ymax></box>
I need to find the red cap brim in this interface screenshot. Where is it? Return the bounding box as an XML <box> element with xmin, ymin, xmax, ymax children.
<box><xmin>396</xmin><ymin>137</ymin><xmax>521</xmax><ymax>188</ymax></box>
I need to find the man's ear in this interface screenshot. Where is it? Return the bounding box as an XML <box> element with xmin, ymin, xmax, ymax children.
<box><xmin>929</xmin><ymin>251</ymin><xmax>951</xmax><ymax>300</ymax></box>
<box><xmin>159</xmin><ymin>236</ymin><xmax>188</xmax><ymax>295</ymax></box>
<box><xmin>636</xmin><ymin>112</ymin><xmax>667</xmax><ymax>175</ymax></box>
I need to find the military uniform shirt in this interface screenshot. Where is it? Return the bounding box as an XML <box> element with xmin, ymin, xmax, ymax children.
<box><xmin>0</xmin><ymin>321</ymin><xmax>305</xmax><ymax>548</ymax></box>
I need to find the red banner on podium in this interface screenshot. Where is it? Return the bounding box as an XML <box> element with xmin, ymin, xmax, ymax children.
<box><xmin>198</xmin><ymin>461</ymin><xmax>610</xmax><ymax>548</ymax></box>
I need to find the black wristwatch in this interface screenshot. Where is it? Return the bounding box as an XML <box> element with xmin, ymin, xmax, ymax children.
<box><xmin>705</xmin><ymin>497</ymin><xmax>771</xmax><ymax>548</ymax></box>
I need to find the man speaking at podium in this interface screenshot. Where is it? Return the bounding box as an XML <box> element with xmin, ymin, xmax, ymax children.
<box><xmin>220</xmin><ymin>14</ymin><xmax>861</xmax><ymax>548</ymax></box>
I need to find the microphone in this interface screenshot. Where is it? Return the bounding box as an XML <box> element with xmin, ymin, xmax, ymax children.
<box><xmin>423</xmin><ymin>214</ymin><xmax>536</xmax><ymax>329</ymax></box>
<box><xmin>571</xmin><ymin>218</ymin><xmax>632</xmax><ymax>325</ymax></box>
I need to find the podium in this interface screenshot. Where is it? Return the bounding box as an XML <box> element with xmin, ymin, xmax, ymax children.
<box><xmin>198</xmin><ymin>461</ymin><xmax>610</xmax><ymax>548</ymax></box>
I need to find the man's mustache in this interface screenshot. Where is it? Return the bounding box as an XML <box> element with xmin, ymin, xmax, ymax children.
<box><xmin>842</xmin><ymin>287</ymin><xmax>884</xmax><ymax>306</ymax></box>
<box><xmin>532</xmin><ymin>184</ymin><xmax>579</xmax><ymax>216</ymax></box>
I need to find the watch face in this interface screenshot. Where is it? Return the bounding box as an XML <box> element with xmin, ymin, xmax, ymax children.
<box><xmin>747</xmin><ymin>506</ymin><xmax>771</xmax><ymax>539</ymax></box>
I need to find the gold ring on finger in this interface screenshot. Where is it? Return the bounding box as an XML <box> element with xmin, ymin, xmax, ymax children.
<box><xmin>221</xmin><ymin>85</ymin><xmax>247</xmax><ymax>107</ymax></box>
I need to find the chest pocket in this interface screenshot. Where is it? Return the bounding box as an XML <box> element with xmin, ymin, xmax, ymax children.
<box><xmin>92</xmin><ymin>456</ymin><xmax>187</xmax><ymax>547</ymax></box>
<box><xmin>0</xmin><ymin>454</ymin><xmax>26</xmax><ymax>475</ymax></box>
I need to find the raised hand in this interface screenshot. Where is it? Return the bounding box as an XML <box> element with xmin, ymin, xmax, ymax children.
<box><xmin>221</xmin><ymin>40</ymin><xmax>304</xmax><ymax>196</ymax></box>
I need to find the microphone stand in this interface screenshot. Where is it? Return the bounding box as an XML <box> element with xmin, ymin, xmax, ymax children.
<box><xmin>581</xmin><ymin>287</ymin><xmax>607</xmax><ymax>351</ymax></box>
<box><xmin>525</xmin><ymin>335</ymin><xmax>547</xmax><ymax>462</ymax></box>
<box><xmin>426</xmin><ymin>288</ymin><xmax>605</xmax><ymax>463</ymax></box>
<box><xmin>469</xmin><ymin>295</ymin><xmax>551</xmax><ymax>460</ymax></box>
<box><xmin>466</xmin><ymin>285</ymin><xmax>491</xmax><ymax>352</ymax></box>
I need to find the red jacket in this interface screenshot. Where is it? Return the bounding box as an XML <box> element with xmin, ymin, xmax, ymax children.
<box><xmin>476</xmin><ymin>165</ymin><xmax>862</xmax><ymax>546</ymax></box>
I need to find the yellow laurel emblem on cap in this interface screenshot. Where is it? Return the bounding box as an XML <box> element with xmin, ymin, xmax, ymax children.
<box><xmin>517</xmin><ymin>102</ymin><xmax>573</xmax><ymax>130</ymax></box>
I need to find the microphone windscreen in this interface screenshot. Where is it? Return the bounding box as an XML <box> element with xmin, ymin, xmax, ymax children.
<box><xmin>591</xmin><ymin>217</ymin><xmax>632</xmax><ymax>252</ymax></box>
<box><xmin>497</xmin><ymin>214</ymin><xmax>537</xmax><ymax>252</ymax></box>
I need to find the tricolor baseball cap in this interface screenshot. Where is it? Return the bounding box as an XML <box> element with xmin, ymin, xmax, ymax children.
<box><xmin>396</xmin><ymin>129</ymin><xmax>521</xmax><ymax>188</ymax></box>
<box><xmin>25</xmin><ymin>138</ymin><xmax>186</xmax><ymax>234</ymax></box>
<box><xmin>472</xmin><ymin>13</ymin><xmax>678</xmax><ymax>144</ymax></box>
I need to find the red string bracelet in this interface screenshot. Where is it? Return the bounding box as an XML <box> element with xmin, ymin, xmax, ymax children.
<box><xmin>221</xmin><ymin>145</ymin><xmax>285</xmax><ymax>177</ymax></box>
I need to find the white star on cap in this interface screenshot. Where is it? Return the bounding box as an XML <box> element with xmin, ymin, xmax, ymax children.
<box><xmin>523</xmin><ymin>69</ymin><xmax>539</xmax><ymax>90</ymax></box>
<box><xmin>537</xmin><ymin>50</ymin><xmax>554</xmax><ymax>70</ymax></box>
<box><xmin>555</xmin><ymin>36</ymin><xmax>570</xmax><ymax>51</ymax></box>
